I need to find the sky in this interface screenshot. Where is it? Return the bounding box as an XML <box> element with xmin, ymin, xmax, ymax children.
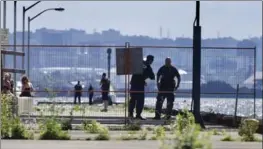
<box><xmin>1</xmin><ymin>1</ymin><xmax>262</xmax><ymax>40</ymax></box>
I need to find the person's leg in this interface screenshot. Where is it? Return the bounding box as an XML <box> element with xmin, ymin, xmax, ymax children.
<box><xmin>165</xmin><ymin>93</ymin><xmax>175</xmax><ymax>120</ymax></box>
<box><xmin>74</xmin><ymin>94</ymin><xmax>77</xmax><ymax>104</ymax></box>
<box><xmin>128</xmin><ymin>92</ymin><xmax>136</xmax><ymax>118</ymax></box>
<box><xmin>104</xmin><ymin>93</ymin><xmax>109</xmax><ymax>110</ymax></box>
<box><xmin>78</xmin><ymin>95</ymin><xmax>81</xmax><ymax>104</ymax></box>
<box><xmin>153</xmin><ymin>93</ymin><xmax>165</xmax><ymax>119</ymax></box>
<box><xmin>89</xmin><ymin>94</ymin><xmax>93</xmax><ymax>105</ymax></box>
<box><xmin>135</xmin><ymin>92</ymin><xmax>145</xmax><ymax>119</ymax></box>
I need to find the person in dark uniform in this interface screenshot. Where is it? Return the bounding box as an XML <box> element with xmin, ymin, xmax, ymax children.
<box><xmin>88</xmin><ymin>84</ymin><xmax>94</xmax><ymax>105</ymax></box>
<box><xmin>74</xmin><ymin>81</ymin><xmax>83</xmax><ymax>104</ymax></box>
<box><xmin>100</xmin><ymin>73</ymin><xmax>110</xmax><ymax>112</ymax></box>
<box><xmin>129</xmin><ymin>55</ymin><xmax>155</xmax><ymax>120</ymax></box>
<box><xmin>153</xmin><ymin>57</ymin><xmax>181</xmax><ymax>120</ymax></box>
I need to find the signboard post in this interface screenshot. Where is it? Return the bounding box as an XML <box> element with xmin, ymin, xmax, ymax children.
<box><xmin>0</xmin><ymin>28</ymin><xmax>8</xmax><ymax>69</ymax></box>
<box><xmin>115</xmin><ymin>43</ymin><xmax>143</xmax><ymax>124</ymax></box>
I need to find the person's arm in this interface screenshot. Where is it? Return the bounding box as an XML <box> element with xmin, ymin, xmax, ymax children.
<box><xmin>30</xmin><ymin>83</ymin><xmax>34</xmax><ymax>92</ymax></box>
<box><xmin>148</xmin><ymin>66</ymin><xmax>155</xmax><ymax>80</ymax></box>
<box><xmin>156</xmin><ymin>67</ymin><xmax>163</xmax><ymax>89</ymax></box>
<box><xmin>174</xmin><ymin>67</ymin><xmax>181</xmax><ymax>89</ymax></box>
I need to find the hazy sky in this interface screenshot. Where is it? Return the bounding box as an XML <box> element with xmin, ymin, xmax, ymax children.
<box><xmin>2</xmin><ymin>1</ymin><xmax>262</xmax><ymax>40</ymax></box>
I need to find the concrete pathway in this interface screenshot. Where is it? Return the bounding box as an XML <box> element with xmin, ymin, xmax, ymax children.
<box><xmin>1</xmin><ymin>140</ymin><xmax>262</xmax><ymax>149</ymax></box>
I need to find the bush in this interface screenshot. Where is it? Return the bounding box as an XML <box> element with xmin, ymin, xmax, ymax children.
<box><xmin>221</xmin><ymin>135</ymin><xmax>235</xmax><ymax>141</ymax></box>
<box><xmin>160</xmin><ymin>109</ymin><xmax>212</xmax><ymax>149</ymax></box>
<box><xmin>94</xmin><ymin>127</ymin><xmax>110</xmax><ymax>140</ymax></box>
<box><xmin>60</xmin><ymin>119</ymin><xmax>72</xmax><ymax>130</ymax></box>
<box><xmin>238</xmin><ymin>119</ymin><xmax>259</xmax><ymax>142</ymax></box>
<box><xmin>39</xmin><ymin>118</ymin><xmax>70</xmax><ymax>140</ymax></box>
<box><xmin>10</xmin><ymin>118</ymin><xmax>34</xmax><ymax>139</ymax></box>
<box><xmin>154</xmin><ymin>126</ymin><xmax>166</xmax><ymax>139</ymax></box>
<box><xmin>83</xmin><ymin>120</ymin><xmax>104</xmax><ymax>134</ymax></box>
<box><xmin>124</xmin><ymin>122</ymin><xmax>141</xmax><ymax>131</ymax></box>
<box><xmin>138</xmin><ymin>129</ymin><xmax>148</xmax><ymax>140</ymax></box>
<box><xmin>1</xmin><ymin>94</ymin><xmax>32</xmax><ymax>139</ymax></box>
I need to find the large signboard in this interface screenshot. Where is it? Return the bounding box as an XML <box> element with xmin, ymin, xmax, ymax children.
<box><xmin>116</xmin><ymin>47</ymin><xmax>143</xmax><ymax>75</ymax></box>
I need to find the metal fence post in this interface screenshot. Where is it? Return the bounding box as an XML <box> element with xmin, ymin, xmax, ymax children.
<box><xmin>253</xmin><ymin>46</ymin><xmax>256</xmax><ymax>118</ymax></box>
<box><xmin>233</xmin><ymin>84</ymin><xmax>239</xmax><ymax>126</ymax></box>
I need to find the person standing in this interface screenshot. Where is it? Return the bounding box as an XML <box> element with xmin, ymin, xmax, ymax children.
<box><xmin>129</xmin><ymin>55</ymin><xmax>155</xmax><ymax>120</ymax></box>
<box><xmin>74</xmin><ymin>81</ymin><xmax>83</xmax><ymax>104</ymax></box>
<box><xmin>88</xmin><ymin>84</ymin><xmax>94</xmax><ymax>105</ymax></box>
<box><xmin>153</xmin><ymin>57</ymin><xmax>181</xmax><ymax>120</ymax></box>
<box><xmin>20</xmin><ymin>75</ymin><xmax>34</xmax><ymax>97</ymax></box>
<box><xmin>100</xmin><ymin>73</ymin><xmax>110</xmax><ymax>112</ymax></box>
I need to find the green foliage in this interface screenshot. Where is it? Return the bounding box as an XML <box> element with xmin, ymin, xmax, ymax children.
<box><xmin>1</xmin><ymin>94</ymin><xmax>32</xmax><ymax>139</ymax></box>
<box><xmin>154</xmin><ymin>126</ymin><xmax>166</xmax><ymax>139</ymax></box>
<box><xmin>221</xmin><ymin>135</ymin><xmax>235</xmax><ymax>141</ymax></box>
<box><xmin>83</xmin><ymin>120</ymin><xmax>106</xmax><ymax>134</ymax></box>
<box><xmin>160</xmin><ymin>109</ymin><xmax>212</xmax><ymax>149</ymax></box>
<box><xmin>138</xmin><ymin>129</ymin><xmax>148</xmax><ymax>140</ymax></box>
<box><xmin>60</xmin><ymin>119</ymin><xmax>72</xmax><ymax>130</ymax></box>
<box><xmin>39</xmin><ymin>118</ymin><xmax>70</xmax><ymax>140</ymax></box>
<box><xmin>172</xmin><ymin>109</ymin><xmax>195</xmax><ymax>133</ymax></box>
<box><xmin>238</xmin><ymin>119</ymin><xmax>259</xmax><ymax>142</ymax></box>
<box><xmin>124</xmin><ymin>122</ymin><xmax>141</xmax><ymax>131</ymax></box>
<box><xmin>94</xmin><ymin>127</ymin><xmax>110</xmax><ymax>140</ymax></box>
<box><xmin>212</xmin><ymin>129</ymin><xmax>222</xmax><ymax>136</ymax></box>
<box><xmin>10</xmin><ymin>118</ymin><xmax>34</xmax><ymax>139</ymax></box>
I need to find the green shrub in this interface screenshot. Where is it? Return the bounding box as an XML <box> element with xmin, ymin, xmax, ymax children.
<box><xmin>1</xmin><ymin>94</ymin><xmax>32</xmax><ymax>139</ymax></box>
<box><xmin>138</xmin><ymin>129</ymin><xmax>148</xmax><ymax>140</ymax></box>
<box><xmin>154</xmin><ymin>126</ymin><xmax>166</xmax><ymax>139</ymax></box>
<box><xmin>238</xmin><ymin>119</ymin><xmax>259</xmax><ymax>142</ymax></box>
<box><xmin>10</xmin><ymin>118</ymin><xmax>34</xmax><ymax>139</ymax></box>
<box><xmin>83</xmin><ymin>120</ymin><xmax>104</xmax><ymax>134</ymax></box>
<box><xmin>124</xmin><ymin>122</ymin><xmax>141</xmax><ymax>131</ymax></box>
<box><xmin>212</xmin><ymin>129</ymin><xmax>221</xmax><ymax>135</ymax></box>
<box><xmin>221</xmin><ymin>135</ymin><xmax>235</xmax><ymax>141</ymax></box>
<box><xmin>160</xmin><ymin>109</ymin><xmax>212</xmax><ymax>149</ymax></box>
<box><xmin>60</xmin><ymin>119</ymin><xmax>72</xmax><ymax>130</ymax></box>
<box><xmin>94</xmin><ymin>127</ymin><xmax>110</xmax><ymax>140</ymax></box>
<box><xmin>172</xmin><ymin>109</ymin><xmax>195</xmax><ymax>133</ymax></box>
<box><xmin>39</xmin><ymin>118</ymin><xmax>70</xmax><ymax>140</ymax></box>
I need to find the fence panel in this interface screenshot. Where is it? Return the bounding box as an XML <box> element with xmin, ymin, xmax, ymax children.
<box><xmin>1</xmin><ymin>44</ymin><xmax>260</xmax><ymax>121</ymax></box>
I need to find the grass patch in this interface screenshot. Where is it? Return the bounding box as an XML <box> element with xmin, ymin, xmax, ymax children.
<box><xmin>221</xmin><ymin>135</ymin><xmax>235</xmax><ymax>141</ymax></box>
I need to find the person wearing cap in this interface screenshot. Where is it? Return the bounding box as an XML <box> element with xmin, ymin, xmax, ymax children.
<box><xmin>153</xmin><ymin>57</ymin><xmax>181</xmax><ymax>120</ymax></box>
<box><xmin>129</xmin><ymin>55</ymin><xmax>155</xmax><ymax>120</ymax></box>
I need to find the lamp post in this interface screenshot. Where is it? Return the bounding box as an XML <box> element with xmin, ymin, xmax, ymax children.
<box><xmin>27</xmin><ymin>7</ymin><xmax>64</xmax><ymax>78</ymax></box>
<box><xmin>107</xmin><ymin>48</ymin><xmax>112</xmax><ymax>79</ymax></box>
<box><xmin>22</xmin><ymin>1</ymin><xmax>41</xmax><ymax>70</ymax></box>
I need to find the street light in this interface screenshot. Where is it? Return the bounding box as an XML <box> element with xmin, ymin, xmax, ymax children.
<box><xmin>27</xmin><ymin>7</ymin><xmax>65</xmax><ymax>78</ymax></box>
<box><xmin>22</xmin><ymin>1</ymin><xmax>41</xmax><ymax>70</ymax></box>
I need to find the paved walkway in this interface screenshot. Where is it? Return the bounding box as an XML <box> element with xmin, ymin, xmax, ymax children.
<box><xmin>1</xmin><ymin>140</ymin><xmax>262</xmax><ymax>149</ymax></box>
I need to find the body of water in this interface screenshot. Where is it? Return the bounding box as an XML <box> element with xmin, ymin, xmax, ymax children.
<box><xmin>33</xmin><ymin>96</ymin><xmax>262</xmax><ymax>119</ymax></box>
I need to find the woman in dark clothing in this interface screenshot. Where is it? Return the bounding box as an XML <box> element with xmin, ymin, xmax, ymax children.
<box><xmin>20</xmin><ymin>75</ymin><xmax>33</xmax><ymax>97</ymax></box>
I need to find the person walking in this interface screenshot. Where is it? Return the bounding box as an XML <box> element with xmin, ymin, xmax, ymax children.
<box><xmin>153</xmin><ymin>57</ymin><xmax>181</xmax><ymax>120</ymax></box>
<box><xmin>88</xmin><ymin>84</ymin><xmax>94</xmax><ymax>105</ymax></box>
<box><xmin>100</xmin><ymin>73</ymin><xmax>110</xmax><ymax>112</ymax></box>
<box><xmin>74</xmin><ymin>81</ymin><xmax>83</xmax><ymax>104</ymax></box>
<box><xmin>129</xmin><ymin>55</ymin><xmax>155</xmax><ymax>120</ymax></box>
